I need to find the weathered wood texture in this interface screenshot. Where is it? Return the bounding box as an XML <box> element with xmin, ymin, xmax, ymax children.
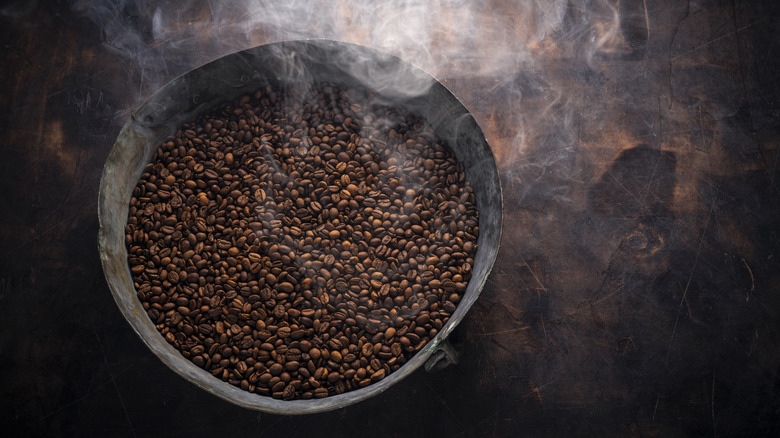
<box><xmin>1</xmin><ymin>1</ymin><xmax>778</xmax><ymax>436</ymax></box>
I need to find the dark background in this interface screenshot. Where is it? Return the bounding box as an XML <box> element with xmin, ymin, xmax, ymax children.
<box><xmin>2</xmin><ymin>0</ymin><xmax>779</xmax><ymax>436</ymax></box>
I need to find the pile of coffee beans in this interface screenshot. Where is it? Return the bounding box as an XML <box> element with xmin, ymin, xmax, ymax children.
<box><xmin>125</xmin><ymin>81</ymin><xmax>479</xmax><ymax>400</ymax></box>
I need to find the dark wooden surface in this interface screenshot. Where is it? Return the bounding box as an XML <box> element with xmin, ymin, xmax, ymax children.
<box><xmin>2</xmin><ymin>1</ymin><xmax>779</xmax><ymax>436</ymax></box>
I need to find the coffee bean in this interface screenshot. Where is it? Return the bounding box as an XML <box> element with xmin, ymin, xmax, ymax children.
<box><xmin>370</xmin><ymin>369</ymin><xmax>386</xmax><ymax>382</ymax></box>
<box><xmin>286</xmin><ymin>348</ymin><xmax>302</xmax><ymax>362</ymax></box>
<box><xmin>327</xmin><ymin>371</ymin><xmax>340</xmax><ymax>384</ymax></box>
<box><xmin>193</xmin><ymin>355</ymin><xmax>205</xmax><ymax>367</ymax></box>
<box><xmin>269</xmin><ymin>363</ymin><xmax>283</xmax><ymax>376</ymax></box>
<box><xmin>198</xmin><ymin>323</ymin><xmax>213</xmax><ymax>336</ymax></box>
<box><xmin>272</xmin><ymin>381</ymin><xmax>286</xmax><ymax>393</ymax></box>
<box><xmin>126</xmin><ymin>80</ymin><xmax>479</xmax><ymax>401</ymax></box>
<box><xmin>277</xmin><ymin>282</ymin><xmax>294</xmax><ymax>293</ymax></box>
<box><xmin>277</xmin><ymin>326</ymin><xmax>291</xmax><ymax>338</ymax></box>
<box><xmin>282</xmin><ymin>384</ymin><xmax>296</xmax><ymax>400</ymax></box>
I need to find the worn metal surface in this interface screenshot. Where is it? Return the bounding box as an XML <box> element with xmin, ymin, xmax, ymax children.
<box><xmin>98</xmin><ymin>40</ymin><xmax>502</xmax><ymax>414</ymax></box>
<box><xmin>1</xmin><ymin>1</ymin><xmax>779</xmax><ymax>436</ymax></box>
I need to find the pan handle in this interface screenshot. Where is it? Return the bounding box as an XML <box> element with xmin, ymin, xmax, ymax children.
<box><xmin>424</xmin><ymin>337</ymin><xmax>460</xmax><ymax>372</ymax></box>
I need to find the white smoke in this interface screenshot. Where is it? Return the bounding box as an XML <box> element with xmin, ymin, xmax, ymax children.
<box><xmin>71</xmin><ymin>0</ymin><xmax>578</xmax><ymax>87</ymax></box>
<box><xmin>74</xmin><ymin>0</ymin><xmax>633</xmax><ymax>182</ymax></box>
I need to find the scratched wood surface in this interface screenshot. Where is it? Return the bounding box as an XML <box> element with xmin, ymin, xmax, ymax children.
<box><xmin>1</xmin><ymin>1</ymin><xmax>779</xmax><ymax>436</ymax></box>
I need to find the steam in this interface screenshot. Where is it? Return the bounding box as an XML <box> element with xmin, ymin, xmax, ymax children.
<box><xmin>73</xmin><ymin>1</ymin><xmax>572</xmax><ymax>92</ymax></box>
<box><xmin>74</xmin><ymin>0</ymin><xmax>634</xmax><ymax>184</ymax></box>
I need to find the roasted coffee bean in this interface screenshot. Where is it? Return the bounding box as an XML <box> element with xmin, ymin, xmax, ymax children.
<box><xmin>370</xmin><ymin>368</ymin><xmax>386</xmax><ymax>382</ymax></box>
<box><xmin>277</xmin><ymin>282</ymin><xmax>294</xmax><ymax>293</ymax></box>
<box><xmin>126</xmin><ymin>80</ymin><xmax>479</xmax><ymax>401</ymax></box>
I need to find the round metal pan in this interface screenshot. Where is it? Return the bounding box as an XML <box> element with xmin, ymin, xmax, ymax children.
<box><xmin>98</xmin><ymin>39</ymin><xmax>502</xmax><ymax>414</ymax></box>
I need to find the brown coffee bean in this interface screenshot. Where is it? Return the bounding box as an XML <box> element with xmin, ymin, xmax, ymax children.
<box><xmin>286</xmin><ymin>348</ymin><xmax>302</xmax><ymax>362</ymax></box>
<box><xmin>272</xmin><ymin>380</ymin><xmax>286</xmax><ymax>393</ymax></box>
<box><xmin>282</xmin><ymin>384</ymin><xmax>296</xmax><ymax>400</ymax></box>
<box><xmin>370</xmin><ymin>369</ymin><xmax>386</xmax><ymax>382</ymax></box>
<box><xmin>324</xmin><ymin>254</ymin><xmax>335</xmax><ymax>266</ymax></box>
<box><xmin>198</xmin><ymin>324</ymin><xmax>213</xmax><ymax>336</ymax></box>
<box><xmin>269</xmin><ymin>363</ymin><xmax>283</xmax><ymax>376</ymax></box>
<box><xmin>277</xmin><ymin>326</ymin><xmax>291</xmax><ymax>338</ymax></box>
<box><xmin>192</xmin><ymin>355</ymin><xmax>205</xmax><ymax>367</ymax></box>
<box><xmin>127</xmin><ymin>80</ymin><xmax>479</xmax><ymax>401</ymax></box>
<box><xmin>314</xmin><ymin>367</ymin><xmax>328</xmax><ymax>380</ymax></box>
<box><xmin>277</xmin><ymin>282</ymin><xmax>294</xmax><ymax>293</ymax></box>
